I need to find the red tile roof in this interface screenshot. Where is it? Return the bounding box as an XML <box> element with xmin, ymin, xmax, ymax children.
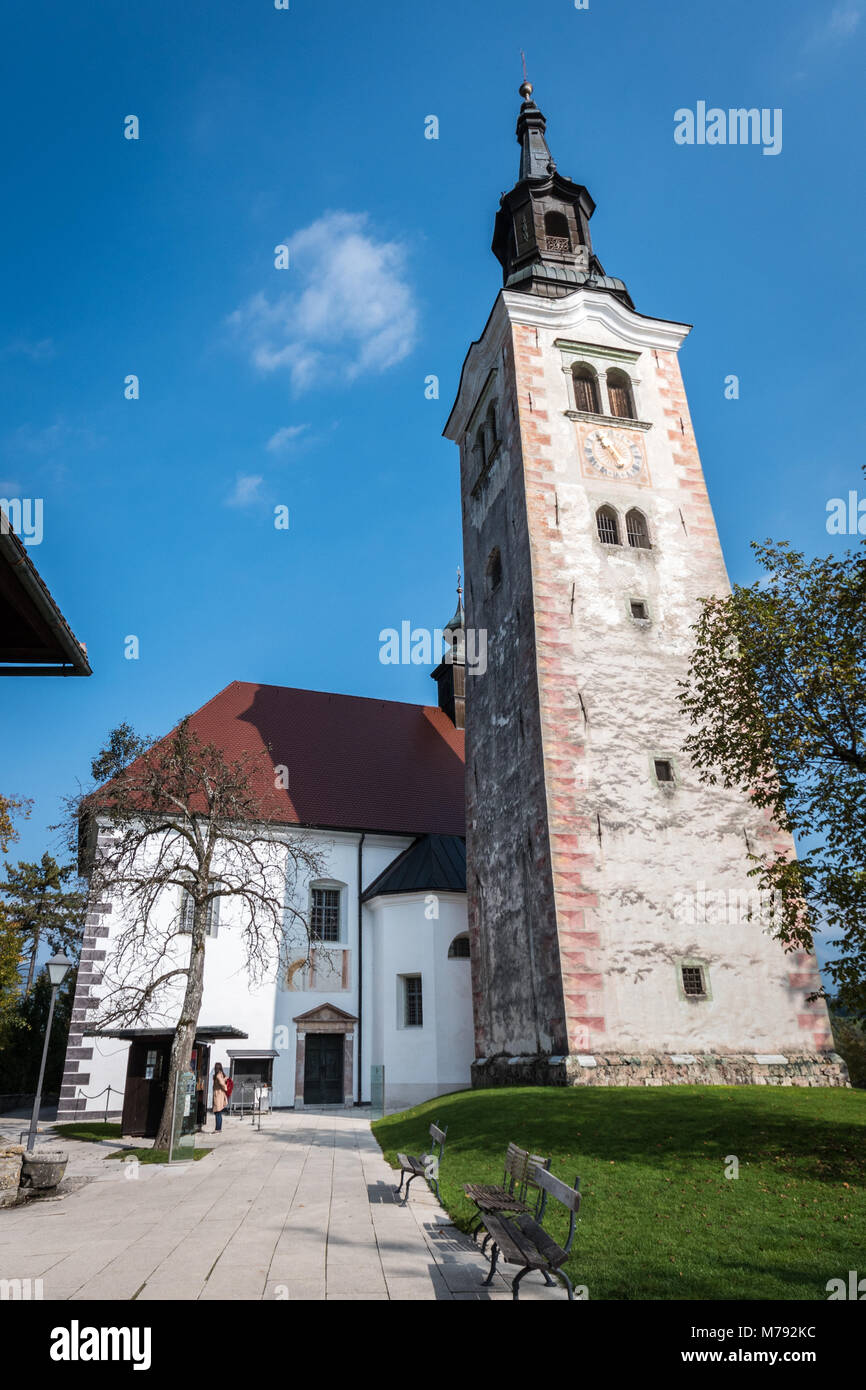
<box><xmin>184</xmin><ymin>682</ymin><xmax>465</xmax><ymax>837</ymax></box>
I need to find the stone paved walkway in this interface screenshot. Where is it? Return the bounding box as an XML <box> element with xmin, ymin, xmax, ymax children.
<box><xmin>0</xmin><ymin>1110</ymin><xmax>562</xmax><ymax>1300</ymax></box>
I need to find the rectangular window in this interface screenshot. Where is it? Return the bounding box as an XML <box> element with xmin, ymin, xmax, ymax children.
<box><xmin>403</xmin><ymin>975</ymin><xmax>423</xmax><ymax>1028</ymax></box>
<box><xmin>654</xmin><ymin>759</ymin><xmax>674</xmax><ymax>783</ymax></box>
<box><xmin>311</xmin><ymin>887</ymin><xmax>341</xmax><ymax>943</ymax></box>
<box><xmin>630</xmin><ymin>600</ymin><xmax>649</xmax><ymax>621</ymax></box>
<box><xmin>682</xmin><ymin>966</ymin><xmax>706</xmax><ymax>997</ymax></box>
<box><xmin>180</xmin><ymin>888</ymin><xmax>220</xmax><ymax>937</ymax></box>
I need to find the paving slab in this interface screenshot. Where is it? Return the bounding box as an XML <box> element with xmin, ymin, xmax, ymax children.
<box><xmin>0</xmin><ymin>1109</ymin><xmax>565</xmax><ymax>1301</ymax></box>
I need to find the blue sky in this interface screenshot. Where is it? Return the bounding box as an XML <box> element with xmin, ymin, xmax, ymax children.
<box><xmin>1</xmin><ymin>0</ymin><xmax>864</xmax><ymax>909</ymax></box>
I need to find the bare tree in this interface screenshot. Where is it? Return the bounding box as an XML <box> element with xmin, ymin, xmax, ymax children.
<box><xmin>80</xmin><ymin>717</ymin><xmax>326</xmax><ymax>1149</ymax></box>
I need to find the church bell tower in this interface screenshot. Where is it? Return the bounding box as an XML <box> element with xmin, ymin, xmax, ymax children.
<box><xmin>444</xmin><ymin>84</ymin><xmax>846</xmax><ymax>1088</ymax></box>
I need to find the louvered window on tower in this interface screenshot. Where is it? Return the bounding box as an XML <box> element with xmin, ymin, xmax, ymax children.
<box><xmin>626</xmin><ymin>509</ymin><xmax>651</xmax><ymax>549</ymax></box>
<box><xmin>311</xmin><ymin>887</ymin><xmax>341</xmax><ymax>943</ymax></box>
<box><xmin>572</xmin><ymin>363</ymin><xmax>600</xmax><ymax>414</ymax></box>
<box><xmin>682</xmin><ymin>965</ymin><xmax>706</xmax><ymax>997</ymax></box>
<box><xmin>180</xmin><ymin>888</ymin><xmax>220</xmax><ymax>938</ymax></box>
<box><xmin>607</xmin><ymin>368</ymin><xmax>636</xmax><ymax>419</ymax></box>
<box><xmin>596</xmin><ymin>506</ymin><xmax>620</xmax><ymax>545</ymax></box>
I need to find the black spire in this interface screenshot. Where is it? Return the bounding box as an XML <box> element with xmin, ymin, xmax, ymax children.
<box><xmin>516</xmin><ymin>80</ymin><xmax>556</xmax><ymax>180</ymax></box>
<box><xmin>431</xmin><ymin>570</ymin><xmax>465</xmax><ymax>729</ymax></box>
<box><xmin>492</xmin><ymin>83</ymin><xmax>632</xmax><ymax>306</ymax></box>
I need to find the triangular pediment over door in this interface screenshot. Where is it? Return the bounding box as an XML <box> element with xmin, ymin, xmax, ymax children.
<box><xmin>292</xmin><ymin>1002</ymin><xmax>358</xmax><ymax>1031</ymax></box>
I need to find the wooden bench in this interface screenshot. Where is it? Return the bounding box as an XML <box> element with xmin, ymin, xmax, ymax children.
<box><xmin>464</xmin><ymin>1142</ymin><xmax>551</xmax><ymax>1242</ymax></box>
<box><xmin>480</xmin><ymin>1167</ymin><xmax>581</xmax><ymax>1300</ymax></box>
<box><xmin>396</xmin><ymin>1122</ymin><xmax>447</xmax><ymax>1202</ymax></box>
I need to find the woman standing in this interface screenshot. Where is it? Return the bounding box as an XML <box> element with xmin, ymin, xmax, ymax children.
<box><xmin>212</xmin><ymin>1063</ymin><xmax>228</xmax><ymax>1133</ymax></box>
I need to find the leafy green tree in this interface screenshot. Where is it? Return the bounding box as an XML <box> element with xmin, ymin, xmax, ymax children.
<box><xmin>0</xmin><ymin>791</ymin><xmax>31</xmax><ymax>854</ymax></box>
<box><xmin>89</xmin><ymin>722</ymin><xmax>154</xmax><ymax>784</ymax></box>
<box><xmin>0</xmin><ymin>907</ymin><xmax>24</xmax><ymax>1049</ymax></box>
<box><xmin>0</xmin><ymin>967</ymin><xmax>77</xmax><ymax>1096</ymax></box>
<box><xmin>0</xmin><ymin>792</ymin><xmax>31</xmax><ymax>1046</ymax></box>
<box><xmin>679</xmin><ymin>536</ymin><xmax>866</xmax><ymax>1017</ymax></box>
<box><xmin>0</xmin><ymin>854</ymin><xmax>86</xmax><ymax>993</ymax></box>
<box><xmin>829</xmin><ymin>1006</ymin><xmax>866</xmax><ymax>1089</ymax></box>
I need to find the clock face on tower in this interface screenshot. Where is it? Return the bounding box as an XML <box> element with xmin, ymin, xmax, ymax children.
<box><xmin>583</xmin><ymin>427</ymin><xmax>644</xmax><ymax>479</ymax></box>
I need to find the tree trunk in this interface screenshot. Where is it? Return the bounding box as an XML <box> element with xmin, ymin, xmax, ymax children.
<box><xmin>152</xmin><ymin>923</ymin><xmax>206</xmax><ymax>1151</ymax></box>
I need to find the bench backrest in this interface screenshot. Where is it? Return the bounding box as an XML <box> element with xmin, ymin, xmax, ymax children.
<box><xmin>531</xmin><ymin>1167</ymin><xmax>581</xmax><ymax>1253</ymax></box>
<box><xmin>524</xmin><ymin>1151</ymin><xmax>552</xmax><ymax>1217</ymax></box>
<box><xmin>429</xmin><ymin>1123</ymin><xmax>446</xmax><ymax>1148</ymax></box>
<box><xmin>502</xmin><ymin>1142</ymin><xmax>526</xmax><ymax>1193</ymax></box>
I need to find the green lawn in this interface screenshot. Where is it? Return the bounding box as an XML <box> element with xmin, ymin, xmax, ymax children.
<box><xmin>53</xmin><ymin>1122</ymin><xmax>124</xmax><ymax>1143</ymax></box>
<box><xmin>53</xmin><ymin>1123</ymin><xmax>211</xmax><ymax>1164</ymax></box>
<box><xmin>373</xmin><ymin>1085</ymin><xmax>866</xmax><ymax>1300</ymax></box>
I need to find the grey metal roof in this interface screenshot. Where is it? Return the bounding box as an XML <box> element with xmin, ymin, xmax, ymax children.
<box><xmin>362</xmin><ymin>834</ymin><xmax>466</xmax><ymax>900</ymax></box>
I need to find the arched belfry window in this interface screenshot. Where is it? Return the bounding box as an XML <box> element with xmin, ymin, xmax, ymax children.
<box><xmin>607</xmin><ymin>368</ymin><xmax>636</xmax><ymax>420</ymax></box>
<box><xmin>448</xmin><ymin>934</ymin><xmax>471</xmax><ymax>959</ymax></box>
<box><xmin>626</xmin><ymin>508</ymin><xmax>651</xmax><ymax>549</ymax></box>
<box><xmin>544</xmin><ymin>209</ymin><xmax>571</xmax><ymax>253</ymax></box>
<box><xmin>572</xmin><ymin>363</ymin><xmax>600</xmax><ymax>415</ymax></box>
<box><xmin>596</xmin><ymin>506</ymin><xmax>620</xmax><ymax>546</ymax></box>
<box><xmin>486</xmin><ymin>546</ymin><xmax>503</xmax><ymax>592</ymax></box>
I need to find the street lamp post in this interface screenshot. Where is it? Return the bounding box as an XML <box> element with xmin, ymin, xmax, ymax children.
<box><xmin>25</xmin><ymin>952</ymin><xmax>74</xmax><ymax>1154</ymax></box>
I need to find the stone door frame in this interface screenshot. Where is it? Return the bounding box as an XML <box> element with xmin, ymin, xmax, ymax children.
<box><xmin>292</xmin><ymin>1002</ymin><xmax>358</xmax><ymax>1109</ymax></box>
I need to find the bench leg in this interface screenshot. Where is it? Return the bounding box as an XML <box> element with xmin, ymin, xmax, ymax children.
<box><xmin>556</xmin><ymin>1268</ymin><xmax>575</xmax><ymax>1301</ymax></box>
<box><xmin>512</xmin><ymin>1267</ymin><xmax>532</xmax><ymax>1301</ymax></box>
<box><xmin>482</xmin><ymin>1243</ymin><xmax>499</xmax><ymax>1287</ymax></box>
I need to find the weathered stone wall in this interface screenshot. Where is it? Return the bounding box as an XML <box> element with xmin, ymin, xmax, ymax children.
<box><xmin>0</xmin><ymin>1146</ymin><xmax>24</xmax><ymax>1208</ymax></box>
<box><xmin>459</xmin><ymin>323</ymin><xmax>567</xmax><ymax>1055</ymax></box>
<box><xmin>474</xmin><ymin>1053</ymin><xmax>850</xmax><ymax>1089</ymax></box>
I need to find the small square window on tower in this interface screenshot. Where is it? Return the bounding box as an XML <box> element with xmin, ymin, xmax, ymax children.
<box><xmin>654</xmin><ymin>758</ymin><xmax>675</xmax><ymax>784</ymax></box>
<box><xmin>630</xmin><ymin>600</ymin><xmax>650</xmax><ymax>622</ymax></box>
<box><xmin>681</xmin><ymin>965</ymin><xmax>706</xmax><ymax>998</ymax></box>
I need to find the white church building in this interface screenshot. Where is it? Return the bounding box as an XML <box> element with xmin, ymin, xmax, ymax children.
<box><xmin>58</xmin><ymin>663</ymin><xmax>473</xmax><ymax>1130</ymax></box>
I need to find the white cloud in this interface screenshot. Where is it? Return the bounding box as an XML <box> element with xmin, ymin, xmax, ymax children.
<box><xmin>225</xmin><ymin>473</ymin><xmax>263</xmax><ymax>508</ymax></box>
<box><xmin>228</xmin><ymin>212</ymin><xmax>417</xmax><ymax>393</ymax></box>
<box><xmin>266</xmin><ymin>424</ymin><xmax>310</xmax><ymax>452</ymax></box>
<box><xmin>3</xmin><ymin>338</ymin><xmax>55</xmax><ymax>362</ymax></box>
<box><xmin>827</xmin><ymin>2</ymin><xmax>862</xmax><ymax>36</ymax></box>
<box><xmin>6</xmin><ymin>421</ymin><xmax>101</xmax><ymax>455</ymax></box>
<box><xmin>805</xmin><ymin>1</ymin><xmax>863</xmax><ymax>47</ymax></box>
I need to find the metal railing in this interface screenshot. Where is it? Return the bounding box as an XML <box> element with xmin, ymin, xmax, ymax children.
<box><xmin>228</xmin><ymin>1082</ymin><xmax>272</xmax><ymax>1121</ymax></box>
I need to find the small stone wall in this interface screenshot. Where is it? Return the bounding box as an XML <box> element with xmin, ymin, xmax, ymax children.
<box><xmin>0</xmin><ymin>1146</ymin><xmax>25</xmax><ymax>1209</ymax></box>
<box><xmin>472</xmin><ymin>1051</ymin><xmax>850</xmax><ymax>1089</ymax></box>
